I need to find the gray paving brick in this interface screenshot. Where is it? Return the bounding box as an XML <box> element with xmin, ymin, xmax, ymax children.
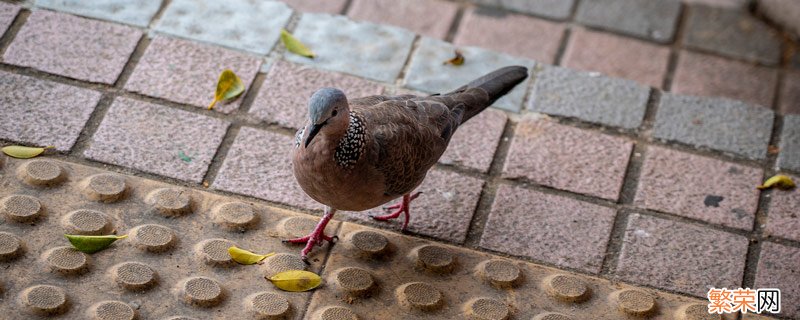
<box><xmin>500</xmin><ymin>0</ymin><xmax>576</xmax><ymax>20</ymax></box>
<box><xmin>153</xmin><ymin>0</ymin><xmax>292</xmax><ymax>54</ymax></box>
<box><xmin>778</xmin><ymin>115</ymin><xmax>800</xmax><ymax>171</ymax></box>
<box><xmin>683</xmin><ymin>5</ymin><xmax>782</xmax><ymax>66</ymax></box>
<box><xmin>654</xmin><ymin>93</ymin><xmax>774</xmax><ymax>160</ymax></box>
<box><xmin>403</xmin><ymin>37</ymin><xmax>535</xmax><ymax>112</ymax></box>
<box><xmin>286</xmin><ymin>13</ymin><xmax>415</xmax><ymax>83</ymax></box>
<box><xmin>575</xmin><ymin>0</ymin><xmax>681</xmax><ymax>43</ymax></box>
<box><xmin>528</xmin><ymin>65</ymin><xmax>649</xmax><ymax>129</ymax></box>
<box><xmin>35</xmin><ymin>0</ymin><xmax>162</xmax><ymax>27</ymax></box>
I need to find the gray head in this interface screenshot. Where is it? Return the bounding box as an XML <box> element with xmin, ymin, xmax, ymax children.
<box><xmin>304</xmin><ymin>87</ymin><xmax>350</xmax><ymax>147</ymax></box>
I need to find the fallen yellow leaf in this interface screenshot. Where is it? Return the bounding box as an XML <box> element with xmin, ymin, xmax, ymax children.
<box><xmin>443</xmin><ymin>49</ymin><xmax>464</xmax><ymax>66</ymax></box>
<box><xmin>228</xmin><ymin>246</ymin><xmax>274</xmax><ymax>265</ymax></box>
<box><xmin>267</xmin><ymin>270</ymin><xmax>322</xmax><ymax>292</ymax></box>
<box><xmin>2</xmin><ymin>145</ymin><xmax>52</xmax><ymax>159</ymax></box>
<box><xmin>208</xmin><ymin>69</ymin><xmax>245</xmax><ymax>110</ymax></box>
<box><xmin>65</xmin><ymin>234</ymin><xmax>127</xmax><ymax>254</ymax></box>
<box><xmin>757</xmin><ymin>175</ymin><xmax>796</xmax><ymax>190</ymax></box>
<box><xmin>281</xmin><ymin>29</ymin><xmax>314</xmax><ymax>59</ymax></box>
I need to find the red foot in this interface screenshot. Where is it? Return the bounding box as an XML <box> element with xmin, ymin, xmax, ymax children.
<box><xmin>282</xmin><ymin>208</ymin><xmax>337</xmax><ymax>261</ymax></box>
<box><xmin>371</xmin><ymin>192</ymin><xmax>421</xmax><ymax>232</ymax></box>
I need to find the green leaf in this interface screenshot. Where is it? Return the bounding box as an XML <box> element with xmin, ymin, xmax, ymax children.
<box><xmin>228</xmin><ymin>246</ymin><xmax>274</xmax><ymax>265</ymax></box>
<box><xmin>281</xmin><ymin>29</ymin><xmax>315</xmax><ymax>59</ymax></box>
<box><xmin>267</xmin><ymin>270</ymin><xmax>322</xmax><ymax>292</ymax></box>
<box><xmin>65</xmin><ymin>234</ymin><xmax>127</xmax><ymax>253</ymax></box>
<box><xmin>2</xmin><ymin>145</ymin><xmax>52</xmax><ymax>159</ymax></box>
<box><xmin>757</xmin><ymin>174</ymin><xmax>796</xmax><ymax>190</ymax></box>
<box><xmin>208</xmin><ymin>69</ymin><xmax>245</xmax><ymax>110</ymax></box>
<box><xmin>178</xmin><ymin>150</ymin><xmax>192</xmax><ymax>163</ymax></box>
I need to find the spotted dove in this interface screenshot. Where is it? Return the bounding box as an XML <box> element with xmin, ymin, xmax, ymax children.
<box><xmin>288</xmin><ymin>66</ymin><xmax>529</xmax><ymax>260</ymax></box>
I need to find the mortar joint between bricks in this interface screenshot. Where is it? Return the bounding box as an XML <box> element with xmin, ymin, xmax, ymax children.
<box><xmin>0</xmin><ymin>8</ymin><xmax>29</xmax><ymax>58</ymax></box>
<box><xmin>394</xmin><ymin>34</ymin><xmax>421</xmax><ymax>88</ymax></box>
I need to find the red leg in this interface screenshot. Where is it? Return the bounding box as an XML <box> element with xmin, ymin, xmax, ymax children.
<box><xmin>371</xmin><ymin>192</ymin><xmax>421</xmax><ymax>232</ymax></box>
<box><xmin>282</xmin><ymin>207</ymin><xmax>337</xmax><ymax>261</ymax></box>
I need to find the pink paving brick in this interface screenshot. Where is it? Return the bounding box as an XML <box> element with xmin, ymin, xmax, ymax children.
<box><xmin>562</xmin><ymin>27</ymin><xmax>670</xmax><ymax>88</ymax></box>
<box><xmin>635</xmin><ymin>146</ymin><xmax>762</xmax><ymax>230</ymax></box>
<box><xmin>0</xmin><ymin>2</ymin><xmax>19</xmax><ymax>35</ymax></box>
<box><xmin>615</xmin><ymin>214</ymin><xmax>748</xmax><ymax>297</ymax></box>
<box><xmin>755</xmin><ymin>242</ymin><xmax>800</xmax><ymax>318</ymax></box>
<box><xmin>503</xmin><ymin>117</ymin><xmax>633</xmax><ymax>201</ymax></box>
<box><xmin>481</xmin><ymin>184</ymin><xmax>616</xmax><ymax>273</ymax></box>
<box><xmin>764</xmin><ymin>174</ymin><xmax>800</xmax><ymax>242</ymax></box>
<box><xmin>0</xmin><ymin>71</ymin><xmax>101</xmax><ymax>152</ymax></box>
<box><xmin>347</xmin><ymin>0</ymin><xmax>458</xmax><ymax>39</ymax></box>
<box><xmin>3</xmin><ymin>10</ymin><xmax>141</xmax><ymax>84</ymax></box>
<box><xmin>671</xmin><ymin>50</ymin><xmax>778</xmax><ymax>108</ymax></box>
<box><xmin>84</xmin><ymin>97</ymin><xmax>229</xmax><ymax>183</ymax></box>
<box><xmin>453</xmin><ymin>7</ymin><xmax>566</xmax><ymax>63</ymax></box>
<box><xmin>279</xmin><ymin>0</ymin><xmax>347</xmax><ymax>14</ymax></box>
<box><xmin>125</xmin><ymin>36</ymin><xmax>261</xmax><ymax>113</ymax></box>
<box><xmin>212</xmin><ymin>127</ymin><xmax>319</xmax><ymax>210</ymax></box>
<box><xmin>340</xmin><ymin>169</ymin><xmax>484</xmax><ymax>243</ymax></box>
<box><xmin>779</xmin><ymin>70</ymin><xmax>800</xmax><ymax>115</ymax></box>
<box><xmin>440</xmin><ymin>109</ymin><xmax>507</xmax><ymax>173</ymax></box>
<box><xmin>250</xmin><ymin>60</ymin><xmax>384</xmax><ymax>129</ymax></box>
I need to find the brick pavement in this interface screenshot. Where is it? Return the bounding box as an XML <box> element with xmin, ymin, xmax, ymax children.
<box><xmin>0</xmin><ymin>0</ymin><xmax>798</xmax><ymax>318</ymax></box>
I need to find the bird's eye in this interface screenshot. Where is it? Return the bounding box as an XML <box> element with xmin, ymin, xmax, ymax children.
<box><xmin>332</xmin><ymin>110</ymin><xmax>338</xmax><ymax>117</ymax></box>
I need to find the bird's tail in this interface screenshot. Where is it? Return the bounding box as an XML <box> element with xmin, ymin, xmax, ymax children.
<box><xmin>447</xmin><ymin>66</ymin><xmax>529</xmax><ymax>123</ymax></box>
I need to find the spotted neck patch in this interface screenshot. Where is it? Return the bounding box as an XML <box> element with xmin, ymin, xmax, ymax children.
<box><xmin>294</xmin><ymin>126</ymin><xmax>305</xmax><ymax>148</ymax></box>
<box><xmin>335</xmin><ymin>112</ymin><xmax>366</xmax><ymax>169</ymax></box>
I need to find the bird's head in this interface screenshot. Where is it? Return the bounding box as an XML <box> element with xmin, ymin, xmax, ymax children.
<box><xmin>304</xmin><ymin>87</ymin><xmax>350</xmax><ymax>148</ymax></box>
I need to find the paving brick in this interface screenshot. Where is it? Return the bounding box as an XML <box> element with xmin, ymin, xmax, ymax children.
<box><xmin>481</xmin><ymin>185</ymin><xmax>616</xmax><ymax>273</ymax></box>
<box><xmin>3</xmin><ymin>10</ymin><xmax>141</xmax><ymax>84</ymax></box>
<box><xmin>213</xmin><ymin>127</ymin><xmax>318</xmax><ymax>210</ymax></box>
<box><xmin>528</xmin><ymin>65</ymin><xmax>649</xmax><ymax>129</ymax></box>
<box><xmin>562</xmin><ymin>27</ymin><xmax>670</xmax><ymax>88</ymax></box>
<box><xmin>616</xmin><ymin>214</ymin><xmax>748</xmax><ymax>297</ymax></box>
<box><xmin>778</xmin><ymin>115</ymin><xmax>800</xmax><ymax>171</ymax></box>
<box><xmin>84</xmin><ymin>97</ymin><xmax>229</xmax><ymax>183</ymax></box>
<box><xmin>404</xmin><ymin>37</ymin><xmax>535</xmax><ymax>112</ymax></box>
<box><xmin>286</xmin><ymin>13</ymin><xmax>415</xmax><ymax>83</ymax></box>
<box><xmin>765</xmin><ymin>174</ymin><xmax>800</xmax><ymax>242</ymax></box>
<box><xmin>440</xmin><ymin>109</ymin><xmax>506</xmax><ymax>173</ymax></box>
<box><xmin>653</xmin><ymin>93</ymin><xmax>774</xmax><ymax>160</ymax></box>
<box><xmin>684</xmin><ymin>0</ymin><xmax>748</xmax><ymax>7</ymax></box>
<box><xmin>503</xmin><ymin>117</ymin><xmax>633</xmax><ymax>201</ymax></box>
<box><xmin>634</xmin><ymin>146</ymin><xmax>762</xmax><ymax>230</ymax></box>
<box><xmin>0</xmin><ymin>2</ymin><xmax>19</xmax><ymax>35</ymax></box>
<box><xmin>250</xmin><ymin>61</ymin><xmax>384</xmax><ymax>130</ymax></box>
<box><xmin>341</xmin><ymin>169</ymin><xmax>484</xmax><ymax>243</ymax></box>
<box><xmin>125</xmin><ymin>36</ymin><xmax>261</xmax><ymax>113</ymax></box>
<box><xmin>35</xmin><ymin>0</ymin><xmax>161</xmax><ymax>27</ymax></box>
<box><xmin>347</xmin><ymin>0</ymin><xmax>458</xmax><ymax>39</ymax></box>
<box><xmin>755</xmin><ymin>242</ymin><xmax>800</xmax><ymax>318</ymax></box>
<box><xmin>453</xmin><ymin>7</ymin><xmax>566</xmax><ymax>63</ymax></box>
<box><xmin>499</xmin><ymin>0</ymin><xmax>575</xmax><ymax>20</ymax></box>
<box><xmin>0</xmin><ymin>71</ymin><xmax>101</xmax><ymax>152</ymax></box>
<box><xmin>779</xmin><ymin>70</ymin><xmax>800</xmax><ymax>115</ymax></box>
<box><xmin>279</xmin><ymin>0</ymin><xmax>347</xmax><ymax>14</ymax></box>
<box><xmin>671</xmin><ymin>50</ymin><xmax>778</xmax><ymax>108</ymax></box>
<box><xmin>575</xmin><ymin>0</ymin><xmax>681</xmax><ymax>43</ymax></box>
<box><xmin>154</xmin><ymin>0</ymin><xmax>292</xmax><ymax>54</ymax></box>
<box><xmin>683</xmin><ymin>5</ymin><xmax>782</xmax><ymax>66</ymax></box>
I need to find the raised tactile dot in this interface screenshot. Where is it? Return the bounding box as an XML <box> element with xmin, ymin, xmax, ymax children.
<box><xmin>130</xmin><ymin>224</ymin><xmax>176</xmax><ymax>253</ymax></box>
<box><xmin>212</xmin><ymin>202</ymin><xmax>258</xmax><ymax>231</ymax></box>
<box><xmin>246</xmin><ymin>291</ymin><xmax>291</xmax><ymax>319</ymax></box>
<box><xmin>413</xmin><ymin>245</ymin><xmax>455</xmax><ymax>273</ymax></box>
<box><xmin>476</xmin><ymin>259</ymin><xmax>522</xmax><ymax>288</ymax></box>
<box><xmin>543</xmin><ymin>274</ymin><xmax>590</xmax><ymax>302</ymax></box>
<box><xmin>20</xmin><ymin>285</ymin><xmax>68</xmax><ymax>315</ymax></box>
<box><xmin>532</xmin><ymin>312</ymin><xmax>573</xmax><ymax>320</ymax></box>
<box><xmin>465</xmin><ymin>298</ymin><xmax>508</xmax><ymax>320</ymax></box>
<box><xmin>88</xmin><ymin>300</ymin><xmax>136</xmax><ymax>320</ymax></box>
<box><xmin>1</xmin><ymin>194</ymin><xmax>44</xmax><ymax>223</ymax></box>
<box><xmin>195</xmin><ymin>238</ymin><xmax>236</xmax><ymax>266</ymax></box>
<box><xmin>111</xmin><ymin>261</ymin><xmax>157</xmax><ymax>291</ymax></box>
<box><xmin>0</xmin><ymin>232</ymin><xmax>24</xmax><ymax>261</ymax></box>
<box><xmin>610</xmin><ymin>289</ymin><xmax>657</xmax><ymax>316</ymax></box>
<box><xmin>313</xmin><ymin>306</ymin><xmax>358</xmax><ymax>320</ymax></box>
<box><xmin>280</xmin><ymin>216</ymin><xmax>318</xmax><ymax>238</ymax></box>
<box><xmin>676</xmin><ymin>303</ymin><xmax>720</xmax><ymax>320</ymax></box>
<box><xmin>83</xmin><ymin>174</ymin><xmax>127</xmax><ymax>202</ymax></box>
<box><xmin>61</xmin><ymin>209</ymin><xmax>112</xmax><ymax>235</ymax></box>
<box><xmin>334</xmin><ymin>267</ymin><xmax>374</xmax><ymax>296</ymax></box>
<box><xmin>346</xmin><ymin>230</ymin><xmax>389</xmax><ymax>257</ymax></box>
<box><xmin>396</xmin><ymin>282</ymin><xmax>443</xmax><ymax>311</ymax></box>
<box><xmin>179</xmin><ymin>276</ymin><xmax>225</xmax><ymax>307</ymax></box>
<box><xmin>261</xmin><ymin>253</ymin><xmax>307</xmax><ymax>278</ymax></box>
<box><xmin>43</xmin><ymin>246</ymin><xmax>89</xmax><ymax>275</ymax></box>
<box><xmin>19</xmin><ymin>160</ymin><xmax>64</xmax><ymax>186</ymax></box>
<box><xmin>147</xmin><ymin>188</ymin><xmax>192</xmax><ymax>216</ymax></box>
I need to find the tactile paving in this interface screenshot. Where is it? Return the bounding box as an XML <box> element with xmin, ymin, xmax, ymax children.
<box><xmin>0</xmin><ymin>157</ymin><xmax>742</xmax><ymax>319</ymax></box>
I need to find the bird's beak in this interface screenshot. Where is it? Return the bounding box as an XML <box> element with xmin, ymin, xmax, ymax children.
<box><xmin>304</xmin><ymin>123</ymin><xmax>324</xmax><ymax>148</ymax></box>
